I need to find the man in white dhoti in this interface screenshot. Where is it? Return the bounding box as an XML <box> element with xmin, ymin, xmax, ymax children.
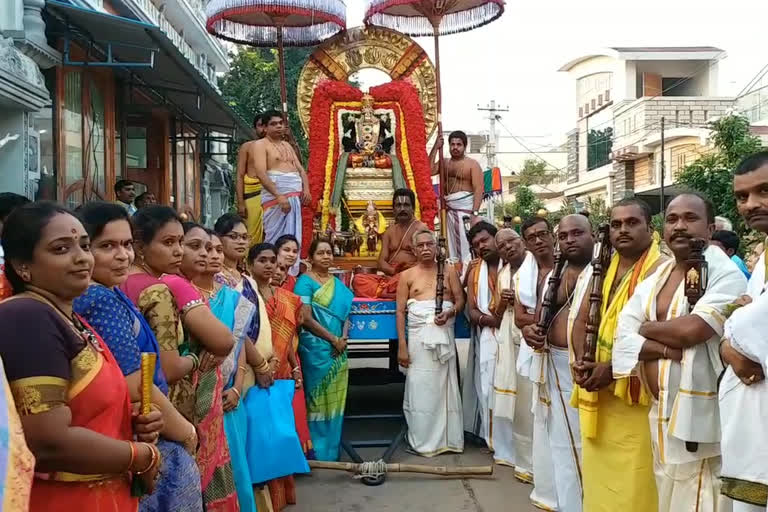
<box><xmin>719</xmin><ymin>152</ymin><xmax>768</xmax><ymax>512</ymax></box>
<box><xmin>615</xmin><ymin>193</ymin><xmax>747</xmax><ymax>512</ymax></box>
<box><xmin>251</xmin><ymin>110</ymin><xmax>310</xmax><ymax>275</ymax></box>
<box><xmin>396</xmin><ymin>229</ymin><xmax>465</xmax><ymax>456</ymax></box>
<box><xmin>523</xmin><ymin>214</ymin><xmax>593</xmax><ymax>512</ymax></box>
<box><xmin>432</xmin><ymin>131</ymin><xmax>483</xmax><ymax>272</ymax></box>
<box><xmin>492</xmin><ymin>229</ymin><xmax>527</xmax><ymax>470</ymax></box>
<box><xmin>464</xmin><ymin>221</ymin><xmax>502</xmax><ymax>448</ymax></box>
<box><xmin>513</xmin><ymin>216</ymin><xmax>558</xmax><ymax>510</ymax></box>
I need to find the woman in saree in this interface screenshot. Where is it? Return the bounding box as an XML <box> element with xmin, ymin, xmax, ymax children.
<box><xmin>214</xmin><ymin>213</ymin><xmax>276</xmax><ymax>368</ymax></box>
<box><xmin>274</xmin><ymin>235</ymin><xmax>300</xmax><ymax>291</ymax></box>
<box><xmin>73</xmin><ymin>202</ymin><xmax>202</xmax><ymax>511</ymax></box>
<box><xmin>179</xmin><ymin>223</ymin><xmax>241</xmax><ymax>512</ymax></box>
<box><xmin>295</xmin><ymin>239</ymin><xmax>354</xmax><ymax>461</ymax></box>
<box><xmin>0</xmin><ymin>201</ymin><xmax>162</xmax><ymax>511</ymax></box>
<box><xmin>248</xmin><ymin>244</ymin><xmax>313</xmax><ymax>509</ymax></box>
<box><xmin>191</xmin><ymin>231</ymin><xmax>274</xmax><ymax>512</ymax></box>
<box><xmin>122</xmin><ymin>206</ymin><xmax>237</xmax><ymax>512</ymax></box>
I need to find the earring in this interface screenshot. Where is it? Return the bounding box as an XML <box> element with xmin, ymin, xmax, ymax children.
<box><xmin>20</xmin><ymin>268</ymin><xmax>30</xmax><ymax>282</ymax></box>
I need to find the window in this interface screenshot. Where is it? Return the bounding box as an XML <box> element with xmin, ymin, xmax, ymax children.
<box><xmin>586</xmin><ymin>108</ymin><xmax>613</xmax><ymax>171</ymax></box>
<box><xmin>127</xmin><ymin>126</ymin><xmax>148</xmax><ymax>168</ymax></box>
<box><xmin>63</xmin><ymin>70</ymin><xmax>83</xmax><ymax>207</ymax></box>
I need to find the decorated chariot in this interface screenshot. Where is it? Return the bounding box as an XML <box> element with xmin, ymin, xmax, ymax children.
<box><xmin>296</xmin><ymin>26</ymin><xmax>439</xmax><ymax>265</ymax></box>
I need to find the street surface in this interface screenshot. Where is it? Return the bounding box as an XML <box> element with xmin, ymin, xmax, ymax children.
<box><xmin>294</xmin><ymin>340</ymin><xmax>538</xmax><ymax>511</ymax></box>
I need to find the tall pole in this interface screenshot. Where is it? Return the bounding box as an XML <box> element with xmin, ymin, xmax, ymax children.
<box><xmin>432</xmin><ymin>21</ymin><xmax>446</xmax><ymax>315</ymax></box>
<box><xmin>659</xmin><ymin>116</ymin><xmax>665</xmax><ymax>215</ymax></box>
<box><xmin>477</xmin><ymin>100</ymin><xmax>508</xmax><ymax>222</ymax></box>
<box><xmin>275</xmin><ymin>21</ymin><xmax>288</xmax><ymax>120</ymax></box>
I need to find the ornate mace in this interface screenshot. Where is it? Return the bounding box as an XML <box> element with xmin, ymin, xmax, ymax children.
<box><xmin>206</xmin><ymin>0</ymin><xmax>347</xmax><ymax>120</ymax></box>
<box><xmin>364</xmin><ymin>0</ymin><xmax>505</xmax><ymax>313</ymax></box>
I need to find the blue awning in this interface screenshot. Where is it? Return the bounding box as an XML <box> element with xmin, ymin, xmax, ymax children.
<box><xmin>45</xmin><ymin>0</ymin><xmax>251</xmax><ymax>137</ymax></box>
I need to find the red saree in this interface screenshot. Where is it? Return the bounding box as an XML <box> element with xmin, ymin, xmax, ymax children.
<box><xmin>265</xmin><ymin>288</ymin><xmax>312</xmax><ymax>510</ymax></box>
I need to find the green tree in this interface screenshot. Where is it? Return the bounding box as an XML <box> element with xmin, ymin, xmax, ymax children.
<box><xmin>552</xmin><ymin>196</ymin><xmax>608</xmax><ymax>227</ymax></box>
<box><xmin>516</xmin><ymin>158</ymin><xmax>564</xmax><ymax>186</ymax></box>
<box><xmin>497</xmin><ymin>185</ymin><xmax>544</xmax><ymax>222</ymax></box>
<box><xmin>675</xmin><ymin>114</ymin><xmax>762</xmax><ymax>236</ymax></box>
<box><xmin>219</xmin><ymin>47</ymin><xmax>313</xmax><ymax>160</ymax></box>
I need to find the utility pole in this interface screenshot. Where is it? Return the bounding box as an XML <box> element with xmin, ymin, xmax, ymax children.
<box><xmin>477</xmin><ymin>100</ymin><xmax>509</xmax><ymax>222</ymax></box>
<box><xmin>659</xmin><ymin>116</ymin><xmax>665</xmax><ymax>215</ymax></box>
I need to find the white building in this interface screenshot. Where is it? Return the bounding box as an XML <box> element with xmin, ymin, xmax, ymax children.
<box><xmin>559</xmin><ymin>47</ymin><xmax>734</xmax><ymax>212</ymax></box>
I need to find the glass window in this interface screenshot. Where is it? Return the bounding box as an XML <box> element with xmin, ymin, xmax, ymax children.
<box><xmin>63</xmin><ymin>70</ymin><xmax>83</xmax><ymax>190</ymax></box>
<box><xmin>127</xmin><ymin>126</ymin><xmax>147</xmax><ymax>168</ymax></box>
<box><xmin>185</xmin><ymin>138</ymin><xmax>196</xmax><ymax>209</ymax></box>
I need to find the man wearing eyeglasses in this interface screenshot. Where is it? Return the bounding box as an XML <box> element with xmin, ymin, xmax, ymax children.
<box><xmin>513</xmin><ymin>215</ymin><xmax>558</xmax><ymax>511</ymax></box>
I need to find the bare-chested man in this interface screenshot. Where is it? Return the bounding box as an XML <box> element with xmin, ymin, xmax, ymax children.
<box><xmin>615</xmin><ymin>193</ymin><xmax>746</xmax><ymax>512</ymax></box>
<box><xmin>238</xmin><ymin>110</ymin><xmax>310</xmax><ymax>268</ymax></box>
<box><xmin>522</xmin><ymin>214</ymin><xmax>593</xmax><ymax>512</ymax></box>
<box><xmin>237</xmin><ymin>114</ymin><xmax>267</xmax><ymax>246</ymax></box>
<box><xmin>432</xmin><ymin>131</ymin><xmax>484</xmax><ymax>270</ymax></box>
<box><xmin>396</xmin><ymin>228</ymin><xmax>464</xmax><ymax>456</ymax></box>
<box><xmin>352</xmin><ymin>189</ymin><xmax>427</xmax><ymax>299</ymax></box>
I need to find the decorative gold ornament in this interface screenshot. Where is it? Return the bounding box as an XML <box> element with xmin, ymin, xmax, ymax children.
<box><xmin>296</xmin><ymin>26</ymin><xmax>438</xmax><ymax>139</ymax></box>
<box><xmin>513</xmin><ymin>216</ymin><xmax>522</xmax><ymax>224</ymax></box>
<box><xmin>537</xmin><ymin>208</ymin><xmax>548</xmax><ymax>217</ymax></box>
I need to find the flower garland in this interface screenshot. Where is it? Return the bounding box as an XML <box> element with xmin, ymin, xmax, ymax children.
<box><xmin>371</xmin><ymin>81</ymin><xmax>437</xmax><ymax>228</ymax></box>
<box><xmin>302</xmin><ymin>81</ymin><xmax>361</xmax><ymax>256</ymax></box>
<box><xmin>301</xmin><ymin>79</ymin><xmax>438</xmax><ymax>256</ymax></box>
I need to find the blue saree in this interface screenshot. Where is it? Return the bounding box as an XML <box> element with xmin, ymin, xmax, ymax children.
<box><xmin>74</xmin><ymin>284</ymin><xmax>203</xmax><ymax>512</ymax></box>
<box><xmin>208</xmin><ymin>285</ymin><xmax>258</xmax><ymax>512</ymax></box>
<box><xmin>294</xmin><ymin>275</ymin><xmax>354</xmax><ymax>461</ymax></box>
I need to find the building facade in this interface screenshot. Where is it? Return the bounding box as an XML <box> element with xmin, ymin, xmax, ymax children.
<box><xmin>559</xmin><ymin>47</ymin><xmax>734</xmax><ymax>212</ymax></box>
<box><xmin>0</xmin><ymin>0</ymin><xmax>248</xmax><ymax>222</ymax></box>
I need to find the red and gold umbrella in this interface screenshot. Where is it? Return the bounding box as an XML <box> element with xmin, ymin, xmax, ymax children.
<box><xmin>206</xmin><ymin>0</ymin><xmax>347</xmax><ymax>117</ymax></box>
<box><xmin>364</xmin><ymin>0</ymin><xmax>504</xmax><ymax>234</ymax></box>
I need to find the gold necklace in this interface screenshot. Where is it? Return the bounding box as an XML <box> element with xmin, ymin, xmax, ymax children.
<box><xmin>269</xmin><ymin>139</ymin><xmax>292</xmax><ymax>162</ymax></box>
<box><xmin>192</xmin><ymin>283</ymin><xmax>215</xmax><ymax>299</ymax></box>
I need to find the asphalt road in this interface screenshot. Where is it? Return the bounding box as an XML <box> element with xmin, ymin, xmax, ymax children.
<box><xmin>293</xmin><ymin>345</ymin><xmax>539</xmax><ymax>512</ymax></box>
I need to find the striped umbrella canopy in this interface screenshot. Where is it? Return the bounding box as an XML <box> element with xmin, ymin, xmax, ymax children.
<box><xmin>206</xmin><ymin>0</ymin><xmax>347</xmax><ymax>115</ymax></box>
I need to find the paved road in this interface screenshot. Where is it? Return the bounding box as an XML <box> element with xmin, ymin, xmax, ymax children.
<box><xmin>292</xmin><ymin>360</ymin><xmax>538</xmax><ymax>512</ymax></box>
<box><xmin>294</xmin><ymin>444</ymin><xmax>538</xmax><ymax>512</ymax></box>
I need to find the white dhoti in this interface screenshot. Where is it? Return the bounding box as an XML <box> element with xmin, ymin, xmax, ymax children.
<box><xmin>445</xmin><ymin>191</ymin><xmax>474</xmax><ymax>268</ymax></box>
<box><xmin>720</xmin><ymin>268</ymin><xmax>768</xmax><ymax>512</ymax></box>
<box><xmin>515</xmin><ymin>253</ymin><xmax>558</xmax><ymax>510</ymax></box>
<box><xmin>512</xmin><ymin>366</ymin><xmax>534</xmax><ymax>483</ymax></box>
<box><xmin>492</xmin><ymin>265</ymin><xmax>519</xmax><ymax>468</ymax></box>
<box><xmin>404</xmin><ymin>300</ymin><xmax>464</xmax><ymax>456</ymax></box>
<box><xmin>262</xmin><ymin>171</ymin><xmax>303</xmax><ymax>275</ymax></box>
<box><xmin>650</xmin><ymin>402</ymin><xmax>729</xmax><ymax>512</ymax></box>
<box><xmin>546</xmin><ymin>346</ymin><xmax>582</xmax><ymax>512</ymax></box>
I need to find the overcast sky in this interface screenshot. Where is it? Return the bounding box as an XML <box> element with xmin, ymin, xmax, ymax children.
<box><xmin>346</xmin><ymin>0</ymin><xmax>768</xmax><ymax>146</ymax></box>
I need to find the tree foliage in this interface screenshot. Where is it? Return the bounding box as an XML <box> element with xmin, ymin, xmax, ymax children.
<box><xmin>516</xmin><ymin>158</ymin><xmax>564</xmax><ymax>186</ymax></box>
<box><xmin>219</xmin><ymin>47</ymin><xmax>313</xmax><ymax>160</ymax></box>
<box><xmin>675</xmin><ymin>114</ymin><xmax>762</xmax><ymax>236</ymax></box>
<box><xmin>497</xmin><ymin>185</ymin><xmax>544</xmax><ymax>222</ymax></box>
<box><xmin>552</xmin><ymin>196</ymin><xmax>608</xmax><ymax>228</ymax></box>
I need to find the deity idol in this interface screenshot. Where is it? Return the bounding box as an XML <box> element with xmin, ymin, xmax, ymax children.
<box><xmin>342</xmin><ymin>94</ymin><xmax>394</xmax><ymax>168</ymax></box>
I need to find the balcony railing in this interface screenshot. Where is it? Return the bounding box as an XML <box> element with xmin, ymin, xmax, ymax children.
<box><xmin>128</xmin><ymin>0</ymin><xmax>220</xmax><ymax>91</ymax></box>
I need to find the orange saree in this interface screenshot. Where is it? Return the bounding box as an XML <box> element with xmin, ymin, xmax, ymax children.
<box><xmin>265</xmin><ymin>288</ymin><xmax>313</xmax><ymax>510</ymax></box>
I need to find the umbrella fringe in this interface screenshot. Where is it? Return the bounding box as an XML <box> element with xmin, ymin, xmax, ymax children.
<box><xmin>206</xmin><ymin>0</ymin><xmax>346</xmax><ymax>46</ymax></box>
<box><xmin>364</xmin><ymin>0</ymin><xmax>504</xmax><ymax>37</ymax></box>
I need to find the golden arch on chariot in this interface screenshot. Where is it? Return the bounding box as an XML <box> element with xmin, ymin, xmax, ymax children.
<box><xmin>297</xmin><ymin>26</ymin><xmax>439</xmax><ymax>259</ymax></box>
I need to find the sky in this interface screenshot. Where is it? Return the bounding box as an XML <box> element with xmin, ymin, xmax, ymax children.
<box><xmin>346</xmin><ymin>0</ymin><xmax>768</xmax><ymax>146</ymax></box>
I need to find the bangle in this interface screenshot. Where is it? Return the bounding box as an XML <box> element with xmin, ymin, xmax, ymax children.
<box><xmin>231</xmin><ymin>387</ymin><xmax>241</xmax><ymax>400</ymax></box>
<box><xmin>291</xmin><ymin>366</ymin><xmax>301</xmax><ymax>373</ymax></box>
<box><xmin>126</xmin><ymin>441</ymin><xmax>136</xmax><ymax>472</ymax></box>
<box><xmin>663</xmin><ymin>345</ymin><xmax>669</xmax><ymax>359</ymax></box>
<box><xmin>134</xmin><ymin>443</ymin><xmax>158</xmax><ymax>475</ymax></box>
<box><xmin>238</xmin><ymin>365</ymin><xmax>248</xmax><ymax>373</ymax></box>
<box><xmin>254</xmin><ymin>359</ymin><xmax>270</xmax><ymax>375</ymax></box>
<box><xmin>188</xmin><ymin>353</ymin><xmax>200</xmax><ymax>372</ymax></box>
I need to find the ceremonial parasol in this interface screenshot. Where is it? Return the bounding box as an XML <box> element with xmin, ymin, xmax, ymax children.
<box><xmin>364</xmin><ymin>0</ymin><xmax>504</xmax><ymax>229</ymax></box>
<box><xmin>364</xmin><ymin>0</ymin><xmax>504</xmax><ymax>311</ymax></box>
<box><xmin>206</xmin><ymin>0</ymin><xmax>347</xmax><ymax>118</ymax></box>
